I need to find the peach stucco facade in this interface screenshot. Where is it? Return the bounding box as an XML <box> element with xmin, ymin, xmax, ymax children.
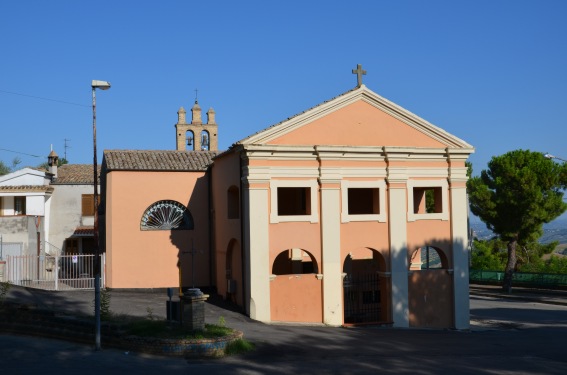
<box><xmin>212</xmin><ymin>85</ymin><xmax>473</xmax><ymax>329</ymax></box>
<box><xmin>103</xmin><ymin>170</ymin><xmax>211</xmax><ymax>289</ymax></box>
<box><xmin>102</xmin><ymin>83</ymin><xmax>473</xmax><ymax>330</ymax></box>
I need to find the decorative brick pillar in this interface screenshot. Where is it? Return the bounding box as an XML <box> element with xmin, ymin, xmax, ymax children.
<box><xmin>181</xmin><ymin>288</ymin><xmax>208</xmax><ymax>331</ymax></box>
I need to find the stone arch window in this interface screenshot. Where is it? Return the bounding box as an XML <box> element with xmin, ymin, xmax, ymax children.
<box><xmin>272</xmin><ymin>248</ymin><xmax>318</xmax><ymax>275</ymax></box>
<box><xmin>227</xmin><ymin>185</ymin><xmax>239</xmax><ymax>219</ymax></box>
<box><xmin>185</xmin><ymin>130</ymin><xmax>195</xmax><ymax>151</ymax></box>
<box><xmin>140</xmin><ymin>200</ymin><xmax>194</xmax><ymax>230</ymax></box>
<box><xmin>410</xmin><ymin>245</ymin><xmax>449</xmax><ymax>270</ymax></box>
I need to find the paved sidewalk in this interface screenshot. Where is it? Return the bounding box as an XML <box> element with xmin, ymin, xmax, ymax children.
<box><xmin>7</xmin><ymin>283</ymin><xmax>567</xmax><ymax>319</ymax></box>
<box><xmin>5</xmin><ymin>283</ymin><xmax>567</xmax><ymax>344</ymax></box>
<box><xmin>469</xmin><ymin>284</ymin><xmax>567</xmax><ymax>306</ymax></box>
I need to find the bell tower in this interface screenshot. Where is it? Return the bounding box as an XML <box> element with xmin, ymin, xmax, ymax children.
<box><xmin>175</xmin><ymin>99</ymin><xmax>218</xmax><ymax>151</ymax></box>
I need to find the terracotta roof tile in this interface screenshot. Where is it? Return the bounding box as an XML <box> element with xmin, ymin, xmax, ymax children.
<box><xmin>103</xmin><ymin>150</ymin><xmax>220</xmax><ymax>171</ymax></box>
<box><xmin>0</xmin><ymin>185</ymin><xmax>54</xmax><ymax>193</ymax></box>
<box><xmin>52</xmin><ymin>164</ymin><xmax>100</xmax><ymax>184</ymax></box>
<box><xmin>72</xmin><ymin>226</ymin><xmax>94</xmax><ymax>237</ymax></box>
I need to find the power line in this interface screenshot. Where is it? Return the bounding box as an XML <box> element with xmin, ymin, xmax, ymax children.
<box><xmin>0</xmin><ymin>148</ymin><xmax>41</xmax><ymax>158</ymax></box>
<box><xmin>0</xmin><ymin>89</ymin><xmax>90</xmax><ymax>108</ymax></box>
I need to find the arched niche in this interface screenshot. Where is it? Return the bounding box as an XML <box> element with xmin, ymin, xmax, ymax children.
<box><xmin>272</xmin><ymin>248</ymin><xmax>318</xmax><ymax>275</ymax></box>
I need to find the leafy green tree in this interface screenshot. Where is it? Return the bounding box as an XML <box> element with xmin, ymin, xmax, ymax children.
<box><xmin>0</xmin><ymin>157</ymin><xmax>22</xmax><ymax>176</ymax></box>
<box><xmin>467</xmin><ymin>150</ymin><xmax>567</xmax><ymax>292</ymax></box>
<box><xmin>36</xmin><ymin>157</ymin><xmax>68</xmax><ymax>171</ymax></box>
<box><xmin>543</xmin><ymin>256</ymin><xmax>567</xmax><ymax>274</ymax></box>
<box><xmin>519</xmin><ymin>254</ymin><xmax>567</xmax><ymax>274</ymax></box>
<box><xmin>0</xmin><ymin>161</ymin><xmax>9</xmax><ymax>176</ymax></box>
<box><xmin>516</xmin><ymin>241</ymin><xmax>557</xmax><ymax>267</ymax></box>
<box><xmin>470</xmin><ymin>239</ymin><xmax>507</xmax><ymax>271</ymax></box>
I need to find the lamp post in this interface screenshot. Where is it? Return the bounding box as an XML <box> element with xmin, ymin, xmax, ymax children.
<box><xmin>544</xmin><ymin>153</ymin><xmax>567</xmax><ymax>163</ymax></box>
<box><xmin>92</xmin><ymin>80</ymin><xmax>110</xmax><ymax>351</ymax></box>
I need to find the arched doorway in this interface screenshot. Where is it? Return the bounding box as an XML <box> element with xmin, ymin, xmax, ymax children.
<box><xmin>343</xmin><ymin>248</ymin><xmax>390</xmax><ymax>324</ymax></box>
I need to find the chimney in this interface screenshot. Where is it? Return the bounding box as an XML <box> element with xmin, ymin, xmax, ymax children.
<box><xmin>48</xmin><ymin>150</ymin><xmax>59</xmax><ymax>179</ymax></box>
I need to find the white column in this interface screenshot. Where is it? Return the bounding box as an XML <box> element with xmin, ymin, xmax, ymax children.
<box><xmin>388</xmin><ymin>183</ymin><xmax>409</xmax><ymax>327</ymax></box>
<box><xmin>242</xmin><ymin>184</ymin><xmax>271</xmax><ymax>322</ymax></box>
<box><xmin>320</xmin><ymin>181</ymin><xmax>342</xmax><ymax>326</ymax></box>
<box><xmin>450</xmin><ymin>184</ymin><xmax>470</xmax><ymax>329</ymax></box>
<box><xmin>44</xmin><ymin>195</ymin><xmax>51</xmax><ymax>247</ymax></box>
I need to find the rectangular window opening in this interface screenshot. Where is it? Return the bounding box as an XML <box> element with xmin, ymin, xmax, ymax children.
<box><xmin>413</xmin><ymin>187</ymin><xmax>443</xmax><ymax>214</ymax></box>
<box><xmin>14</xmin><ymin>197</ymin><xmax>26</xmax><ymax>215</ymax></box>
<box><xmin>227</xmin><ymin>187</ymin><xmax>240</xmax><ymax>219</ymax></box>
<box><xmin>348</xmin><ymin>188</ymin><xmax>380</xmax><ymax>215</ymax></box>
<box><xmin>277</xmin><ymin>187</ymin><xmax>311</xmax><ymax>216</ymax></box>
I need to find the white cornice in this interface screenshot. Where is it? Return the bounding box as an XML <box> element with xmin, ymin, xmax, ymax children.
<box><xmin>240</xmin><ymin>144</ymin><xmax>466</xmax><ymax>163</ymax></box>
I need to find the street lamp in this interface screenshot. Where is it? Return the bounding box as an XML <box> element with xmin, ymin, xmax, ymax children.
<box><xmin>544</xmin><ymin>153</ymin><xmax>567</xmax><ymax>163</ymax></box>
<box><xmin>92</xmin><ymin>79</ymin><xmax>110</xmax><ymax>351</ymax></box>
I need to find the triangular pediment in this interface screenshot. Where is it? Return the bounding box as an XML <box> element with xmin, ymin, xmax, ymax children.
<box><xmin>0</xmin><ymin>167</ymin><xmax>49</xmax><ymax>186</ymax></box>
<box><xmin>238</xmin><ymin>85</ymin><xmax>472</xmax><ymax>150</ymax></box>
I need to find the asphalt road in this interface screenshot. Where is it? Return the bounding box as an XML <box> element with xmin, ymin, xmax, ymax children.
<box><xmin>1</xmin><ymin>293</ymin><xmax>567</xmax><ymax>374</ymax></box>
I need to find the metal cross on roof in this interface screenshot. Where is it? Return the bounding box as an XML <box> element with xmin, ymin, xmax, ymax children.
<box><xmin>352</xmin><ymin>64</ymin><xmax>367</xmax><ymax>87</ymax></box>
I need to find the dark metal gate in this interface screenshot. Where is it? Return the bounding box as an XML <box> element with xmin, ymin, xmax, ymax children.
<box><xmin>343</xmin><ymin>273</ymin><xmax>381</xmax><ymax>324</ymax></box>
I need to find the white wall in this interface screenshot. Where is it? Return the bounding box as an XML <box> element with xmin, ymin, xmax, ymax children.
<box><xmin>48</xmin><ymin>184</ymin><xmax>95</xmax><ymax>253</ymax></box>
<box><xmin>26</xmin><ymin>195</ymin><xmax>45</xmax><ymax>216</ymax></box>
<box><xmin>0</xmin><ymin>168</ymin><xmax>49</xmax><ymax>186</ymax></box>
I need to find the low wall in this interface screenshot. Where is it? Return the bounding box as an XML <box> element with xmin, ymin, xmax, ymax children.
<box><xmin>0</xmin><ymin>303</ymin><xmax>243</xmax><ymax>357</ymax></box>
<box><xmin>270</xmin><ymin>274</ymin><xmax>323</xmax><ymax>323</ymax></box>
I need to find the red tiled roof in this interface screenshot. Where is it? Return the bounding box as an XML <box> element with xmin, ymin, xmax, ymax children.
<box><xmin>53</xmin><ymin>164</ymin><xmax>101</xmax><ymax>184</ymax></box>
<box><xmin>0</xmin><ymin>185</ymin><xmax>54</xmax><ymax>193</ymax></box>
<box><xmin>103</xmin><ymin>150</ymin><xmax>220</xmax><ymax>172</ymax></box>
<box><xmin>72</xmin><ymin>226</ymin><xmax>94</xmax><ymax>236</ymax></box>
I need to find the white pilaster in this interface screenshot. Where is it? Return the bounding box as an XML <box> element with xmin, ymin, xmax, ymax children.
<box><xmin>320</xmin><ymin>182</ymin><xmax>342</xmax><ymax>326</ymax></box>
<box><xmin>242</xmin><ymin>185</ymin><xmax>271</xmax><ymax>321</ymax></box>
<box><xmin>388</xmin><ymin>185</ymin><xmax>409</xmax><ymax>327</ymax></box>
<box><xmin>450</xmin><ymin>184</ymin><xmax>470</xmax><ymax>329</ymax></box>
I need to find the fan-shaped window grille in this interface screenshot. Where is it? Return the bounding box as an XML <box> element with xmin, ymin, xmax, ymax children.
<box><xmin>140</xmin><ymin>200</ymin><xmax>194</xmax><ymax>231</ymax></box>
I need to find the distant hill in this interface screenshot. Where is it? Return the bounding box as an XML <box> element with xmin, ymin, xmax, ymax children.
<box><xmin>540</xmin><ymin>218</ymin><xmax>567</xmax><ymax>245</ymax></box>
<box><xmin>470</xmin><ymin>217</ymin><xmax>567</xmax><ymax>245</ymax></box>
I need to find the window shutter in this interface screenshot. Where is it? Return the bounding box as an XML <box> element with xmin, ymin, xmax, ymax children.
<box><xmin>82</xmin><ymin>195</ymin><xmax>95</xmax><ymax>216</ymax></box>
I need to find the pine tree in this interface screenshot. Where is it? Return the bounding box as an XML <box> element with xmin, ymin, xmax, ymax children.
<box><xmin>467</xmin><ymin>150</ymin><xmax>567</xmax><ymax>292</ymax></box>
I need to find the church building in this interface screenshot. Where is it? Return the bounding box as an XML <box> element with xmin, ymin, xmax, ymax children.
<box><xmin>101</xmin><ymin>66</ymin><xmax>474</xmax><ymax>329</ymax></box>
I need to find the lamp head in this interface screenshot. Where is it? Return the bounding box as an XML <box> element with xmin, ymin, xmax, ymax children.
<box><xmin>544</xmin><ymin>153</ymin><xmax>554</xmax><ymax>159</ymax></box>
<box><xmin>91</xmin><ymin>80</ymin><xmax>111</xmax><ymax>90</ymax></box>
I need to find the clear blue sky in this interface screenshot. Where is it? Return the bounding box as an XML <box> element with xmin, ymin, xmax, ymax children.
<box><xmin>1</xmin><ymin>0</ymin><xmax>566</xmax><ymax>175</ymax></box>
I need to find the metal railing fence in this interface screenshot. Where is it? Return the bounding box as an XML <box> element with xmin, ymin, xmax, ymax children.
<box><xmin>5</xmin><ymin>254</ymin><xmax>105</xmax><ymax>291</ymax></box>
<box><xmin>470</xmin><ymin>269</ymin><xmax>567</xmax><ymax>289</ymax></box>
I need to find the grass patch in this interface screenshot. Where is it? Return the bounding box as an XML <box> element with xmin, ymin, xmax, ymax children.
<box><xmin>125</xmin><ymin>320</ymin><xmax>234</xmax><ymax>340</ymax></box>
<box><xmin>224</xmin><ymin>338</ymin><xmax>255</xmax><ymax>356</ymax></box>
